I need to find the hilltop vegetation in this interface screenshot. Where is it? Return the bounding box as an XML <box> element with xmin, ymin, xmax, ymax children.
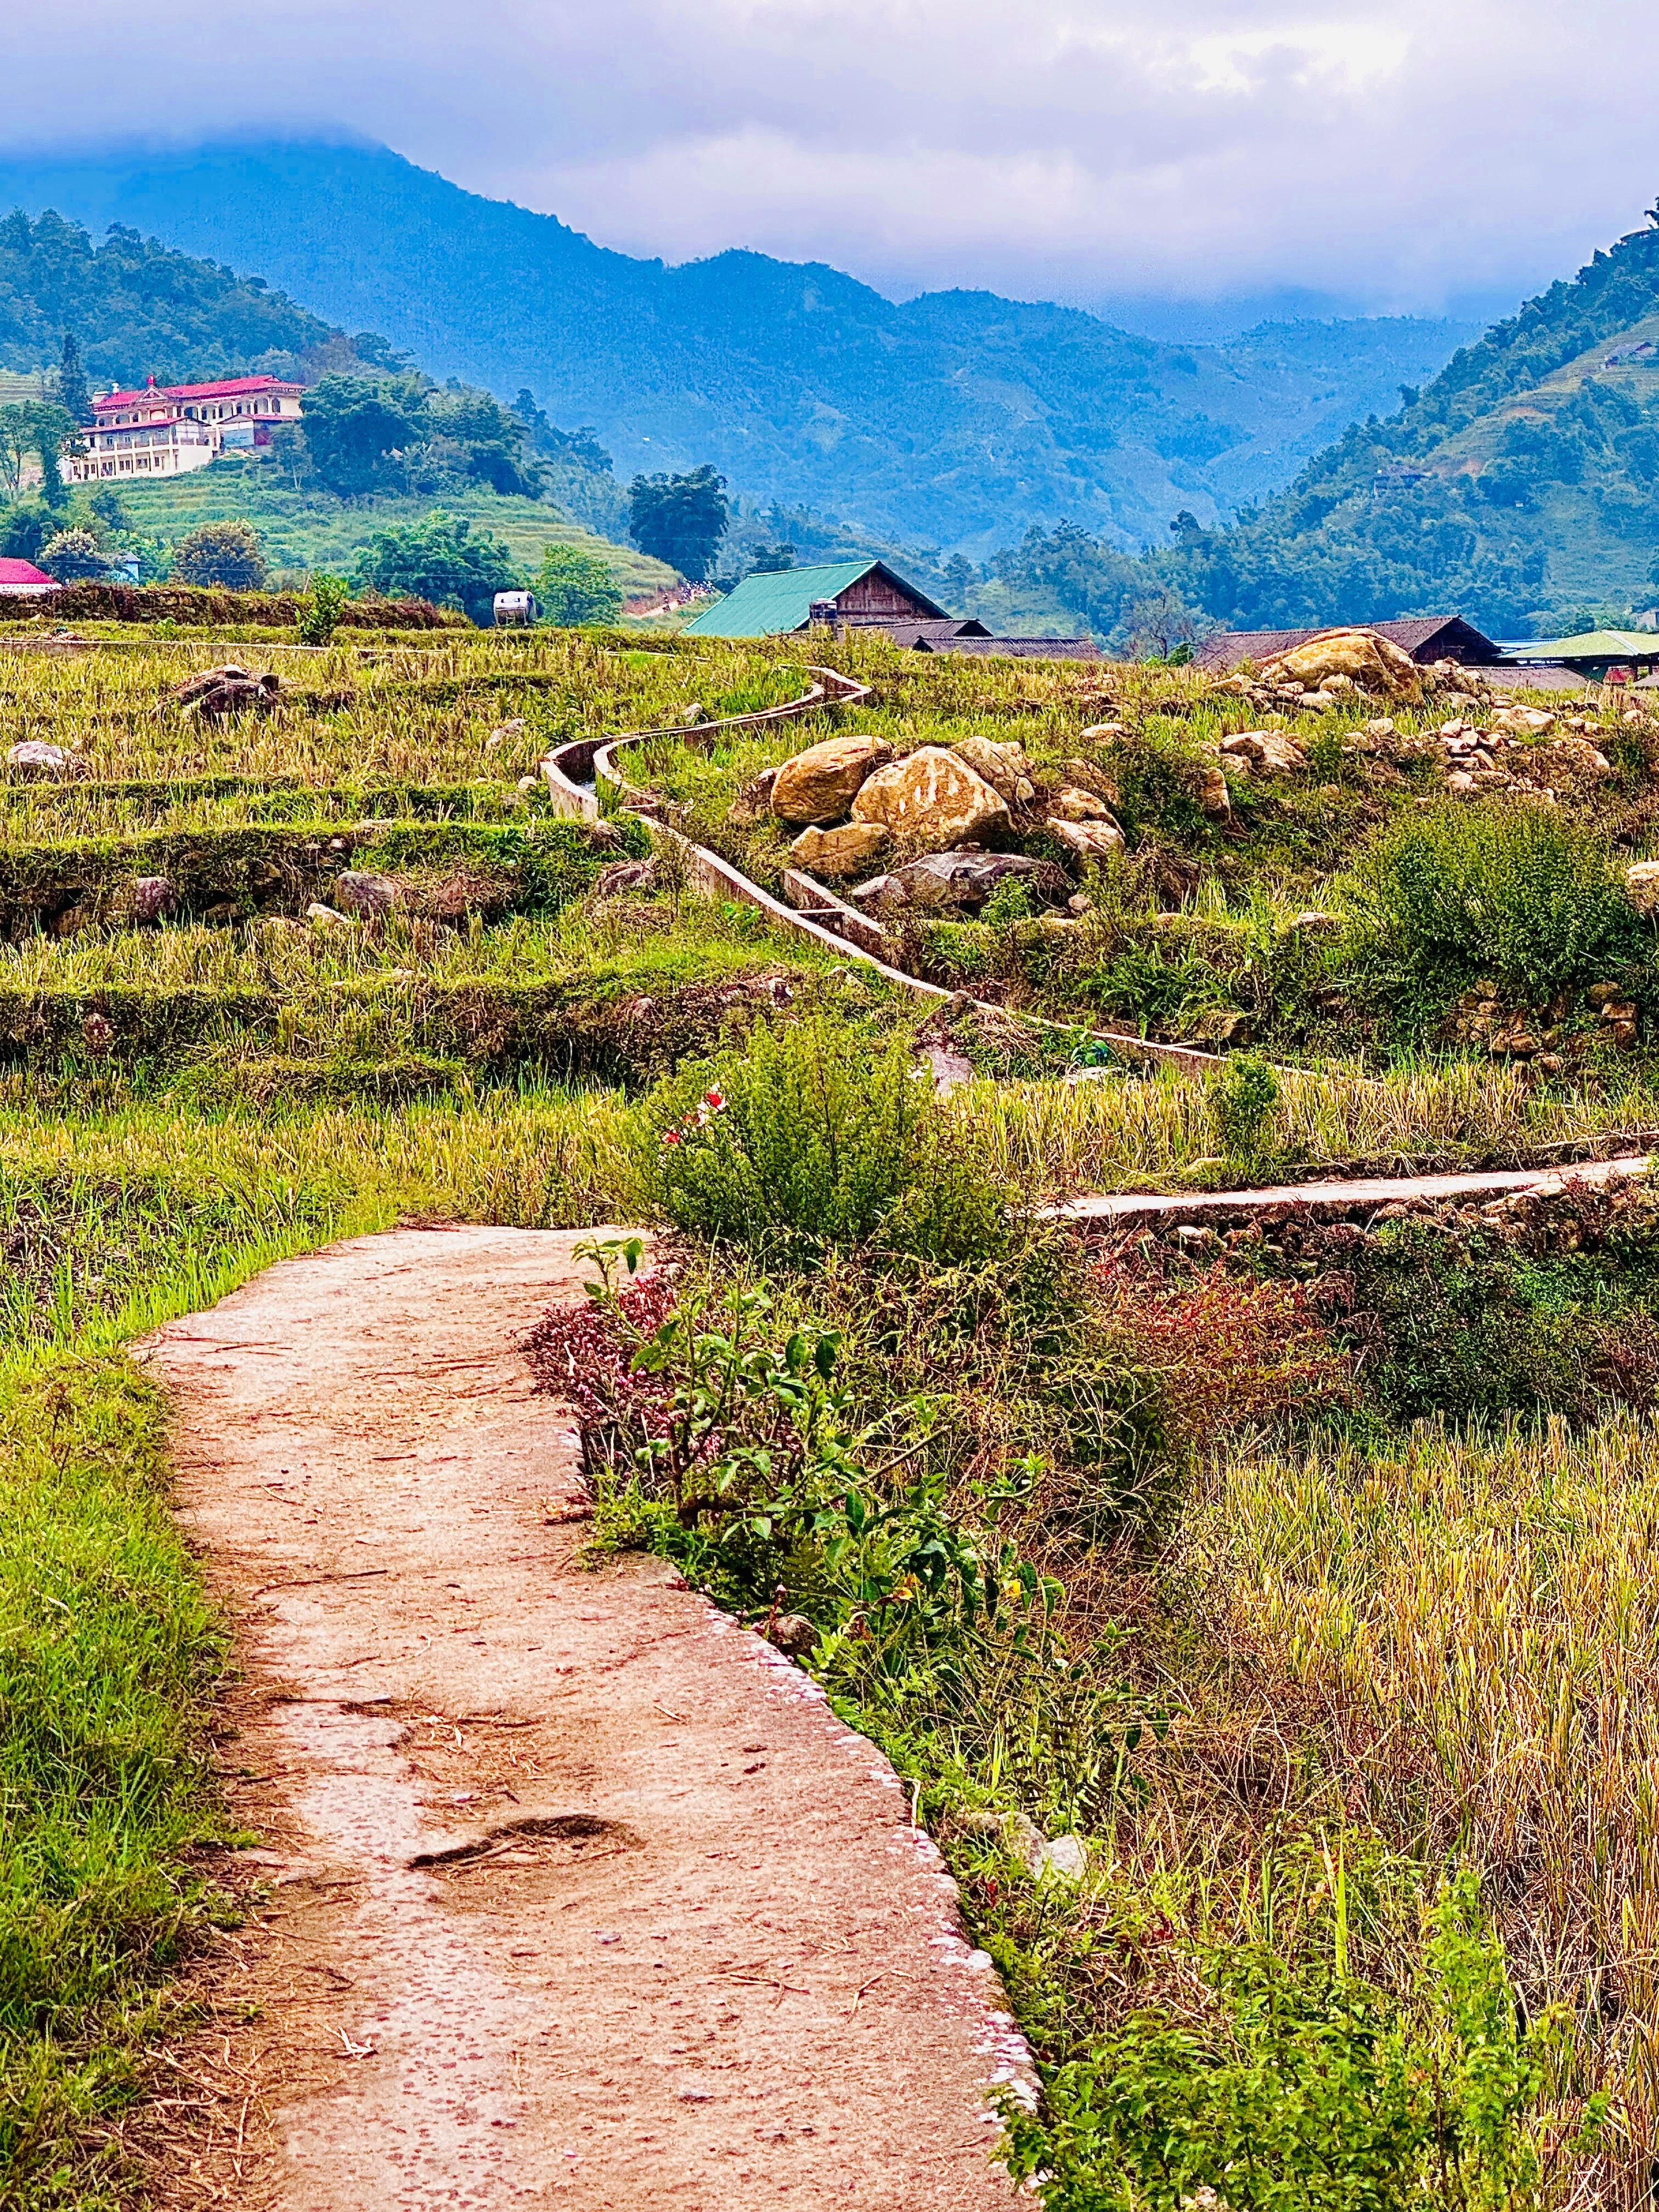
<box><xmin>1152</xmin><ymin>205</ymin><xmax>1659</xmax><ymax>634</ymax></box>
<box><xmin>0</xmin><ymin>139</ymin><xmax>1474</xmax><ymax>555</ymax></box>
<box><xmin>0</xmin><ymin>208</ymin><xmax>345</xmax><ymax>389</ymax></box>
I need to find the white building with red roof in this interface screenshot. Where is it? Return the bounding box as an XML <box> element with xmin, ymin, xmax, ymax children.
<box><xmin>66</xmin><ymin>374</ymin><xmax>303</xmax><ymax>484</ymax></box>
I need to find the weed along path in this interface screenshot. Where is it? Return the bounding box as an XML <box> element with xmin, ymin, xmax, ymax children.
<box><xmin>141</xmin><ymin>1224</ymin><xmax>1031</xmax><ymax>2210</ymax></box>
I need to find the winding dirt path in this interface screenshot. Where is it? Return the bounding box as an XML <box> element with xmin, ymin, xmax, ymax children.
<box><xmin>141</xmin><ymin>1227</ymin><xmax>1031</xmax><ymax>2209</ymax></box>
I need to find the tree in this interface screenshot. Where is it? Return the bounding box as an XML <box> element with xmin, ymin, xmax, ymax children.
<box><xmin>171</xmin><ymin>520</ymin><xmax>269</xmax><ymax>591</ymax></box>
<box><xmin>300</xmin><ymin>375</ymin><xmax>419</xmax><ymax>498</ymax></box>
<box><xmin>0</xmin><ymin>402</ymin><xmax>71</xmax><ymax>506</ymax></box>
<box><xmin>349</xmin><ymin>512</ymin><xmax>518</xmax><ymax>624</ymax></box>
<box><xmin>0</xmin><ymin>503</ymin><xmax>51</xmax><ymax>561</ymax></box>
<box><xmin>38</xmin><ymin>527</ymin><xmax>108</xmax><ymax>582</ymax></box>
<box><xmin>628</xmin><ymin>465</ymin><xmax>729</xmax><ymax>581</ymax></box>
<box><xmin>56</xmin><ymin>332</ymin><xmax>90</xmax><ymax>427</ymax></box>
<box><xmin>532</xmin><ymin>545</ymin><xmax>624</xmax><ymax>627</ymax></box>
<box><xmin>746</xmin><ymin>543</ymin><xmax>796</xmax><ymax>577</ymax></box>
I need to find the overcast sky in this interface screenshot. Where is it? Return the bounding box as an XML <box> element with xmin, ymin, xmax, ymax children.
<box><xmin>7</xmin><ymin>0</ymin><xmax>1657</xmax><ymax>326</ymax></box>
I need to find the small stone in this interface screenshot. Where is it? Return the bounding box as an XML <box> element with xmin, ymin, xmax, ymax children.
<box><xmin>727</xmin><ymin>766</ymin><xmax>780</xmax><ymax>826</ymax></box>
<box><xmin>7</xmin><ymin>740</ymin><xmax>69</xmax><ymax>775</ymax></box>
<box><xmin>768</xmin><ymin>1614</ymin><xmax>818</xmax><ymax>1659</ymax></box>
<box><xmin>1039</xmin><ymin>1835</ymin><xmax>1088</xmax><ymax>1884</ymax></box>
<box><xmin>1196</xmin><ymin>763</ymin><xmax>1232</xmax><ymax>818</ymax></box>
<box><xmin>1080</xmin><ymin>721</ymin><xmax>1128</xmax><ymax>741</ymax></box>
<box><xmin>306</xmin><ymin>901</ymin><xmax>353</xmax><ymax>928</ymax></box>
<box><xmin>952</xmin><ymin>733</ymin><xmax>1035</xmax><ymax>805</ymax></box>
<box><xmin>1066</xmin><ymin>893</ymin><xmax>1092</xmax><ymax>916</ymax></box>
<box><xmin>1052</xmin><ymin>785</ymin><xmax>1114</xmax><ymax>822</ymax></box>
<box><xmin>1625</xmin><ymin>861</ymin><xmax>1659</xmax><ymax>916</ymax></box>
<box><xmin>1003</xmin><ymin>1813</ymin><xmax>1047</xmax><ymax>1879</ymax></box>
<box><xmin>517</xmin><ymin>775</ymin><xmax>541</xmax><ymax>793</ymax></box>
<box><xmin>1046</xmin><ymin>816</ymin><xmax>1125</xmax><ymax>859</ymax></box>
<box><xmin>81</xmin><ymin>1012</ymin><xmax>114</xmax><ymax>1054</ymax></box>
<box><xmin>486</xmin><ymin>718</ymin><xmax>526</xmax><ymax>750</ymax></box>
<box><xmin>333</xmin><ymin>870</ymin><xmax>399</xmax><ymax>917</ymax></box>
<box><xmin>1588</xmin><ymin>981</ymin><xmax>1623</xmax><ymax>1006</ymax></box>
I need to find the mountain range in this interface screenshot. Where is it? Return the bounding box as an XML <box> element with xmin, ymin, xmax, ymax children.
<box><xmin>1158</xmin><ymin>206</ymin><xmax>1659</xmax><ymax>635</ymax></box>
<box><xmin>0</xmin><ymin>139</ymin><xmax>1472</xmax><ymax>557</ymax></box>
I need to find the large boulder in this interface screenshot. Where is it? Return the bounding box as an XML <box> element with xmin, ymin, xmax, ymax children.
<box><xmin>769</xmin><ymin>735</ymin><xmax>894</xmax><ymax>826</ymax></box>
<box><xmin>788</xmin><ymin>821</ymin><xmax>889</xmax><ymax>879</ymax></box>
<box><xmin>893</xmin><ymin>848</ymin><xmax>1066</xmax><ymax>912</ymax></box>
<box><xmin>851</xmin><ymin>747</ymin><xmax>1011</xmax><ymax>844</ymax></box>
<box><xmin>172</xmin><ymin>664</ymin><xmax>281</xmax><ymax>719</ymax></box>
<box><xmin>952</xmin><ymin>733</ymin><xmax>1035</xmax><ymax>806</ymax></box>
<box><xmin>1261</xmin><ymin>629</ymin><xmax>1423</xmax><ymax>704</ymax></box>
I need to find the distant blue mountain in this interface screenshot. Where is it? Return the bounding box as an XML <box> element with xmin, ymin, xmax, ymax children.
<box><xmin>0</xmin><ymin>138</ymin><xmax>1475</xmax><ymax>554</ymax></box>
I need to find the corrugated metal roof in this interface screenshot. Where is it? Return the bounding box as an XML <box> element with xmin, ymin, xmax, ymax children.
<box><xmin>1516</xmin><ymin>629</ymin><xmax>1659</xmax><ymax>659</ymax></box>
<box><xmin>681</xmin><ymin>561</ymin><xmax>884</xmax><ymax>637</ymax></box>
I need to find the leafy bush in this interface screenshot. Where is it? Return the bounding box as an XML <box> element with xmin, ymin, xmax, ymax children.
<box><xmin>1209</xmin><ymin>1051</ymin><xmax>1280</xmax><ymax>1169</ymax></box>
<box><xmin>1003</xmin><ymin>1871</ymin><xmax>1597</xmax><ymax>2211</ymax></box>
<box><xmin>170</xmin><ymin>518</ymin><xmax>268</xmax><ymax>591</ymax></box>
<box><xmin>297</xmin><ymin>569</ymin><xmax>351</xmax><ymax>646</ymax></box>
<box><xmin>349</xmin><ymin>511</ymin><xmax>518</xmax><ymax>624</ymax></box>
<box><xmin>1341</xmin><ymin>803</ymin><xmax>1640</xmax><ymax>1012</ymax></box>
<box><xmin>631</xmin><ymin>1013</ymin><xmax>1009</xmax><ymax>1263</ymax></box>
<box><xmin>37</xmin><ymin>526</ymin><xmax>108</xmax><ymax>583</ymax></box>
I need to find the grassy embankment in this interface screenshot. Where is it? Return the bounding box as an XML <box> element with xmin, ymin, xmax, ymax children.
<box><xmin>8</xmin><ymin>623</ymin><xmax>1659</xmax><ymax>2205</ymax></box>
<box><xmin>99</xmin><ymin>462</ymin><xmax>677</xmax><ymax>601</ymax></box>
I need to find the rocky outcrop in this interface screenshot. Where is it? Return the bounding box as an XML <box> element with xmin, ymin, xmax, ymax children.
<box><xmin>172</xmin><ymin>665</ymin><xmax>281</xmax><ymax>719</ymax></box>
<box><xmin>769</xmin><ymin>735</ymin><xmax>894</xmax><ymax>825</ymax></box>
<box><xmin>851</xmin><ymin>747</ymin><xmax>1011</xmax><ymax>844</ymax></box>
<box><xmin>859</xmin><ymin>849</ymin><xmax>1067</xmax><ymax>912</ymax></box>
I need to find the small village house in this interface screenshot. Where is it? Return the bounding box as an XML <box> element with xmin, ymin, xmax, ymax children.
<box><xmin>682</xmin><ymin>557</ymin><xmax>1098</xmax><ymax>658</ymax></box>
<box><xmin>65</xmin><ymin>374</ymin><xmax>304</xmax><ymax>485</ymax></box>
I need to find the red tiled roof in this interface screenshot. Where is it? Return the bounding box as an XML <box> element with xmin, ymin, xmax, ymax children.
<box><xmin>94</xmin><ymin>375</ymin><xmax>300</xmax><ymax>412</ymax></box>
<box><xmin>0</xmin><ymin>558</ymin><xmax>60</xmax><ymax>590</ymax></box>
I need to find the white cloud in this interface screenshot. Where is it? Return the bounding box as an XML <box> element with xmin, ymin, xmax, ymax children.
<box><xmin>3</xmin><ymin>0</ymin><xmax>1656</xmax><ymax>318</ymax></box>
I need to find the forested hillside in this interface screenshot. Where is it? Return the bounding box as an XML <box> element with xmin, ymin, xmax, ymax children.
<box><xmin>1153</xmin><ymin>206</ymin><xmax>1659</xmax><ymax>634</ymax></box>
<box><xmin>0</xmin><ymin>140</ymin><xmax>1470</xmax><ymax>555</ymax></box>
<box><xmin>0</xmin><ymin>210</ymin><xmax>343</xmax><ymax>387</ymax></box>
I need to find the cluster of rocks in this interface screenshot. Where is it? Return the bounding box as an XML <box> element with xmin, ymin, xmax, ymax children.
<box><xmin>737</xmin><ymin>729</ymin><xmax>1127</xmax><ymax>918</ymax></box>
<box><xmin>1448</xmin><ymin>978</ymin><xmax>1639</xmax><ymax>1062</ymax></box>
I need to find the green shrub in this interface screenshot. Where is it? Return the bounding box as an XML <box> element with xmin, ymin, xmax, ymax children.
<box><xmin>1208</xmin><ymin>1051</ymin><xmax>1280</xmax><ymax>1170</ymax></box>
<box><xmin>631</xmin><ymin>1013</ymin><xmax>1009</xmax><ymax>1262</ymax></box>
<box><xmin>1002</xmin><ymin>1870</ymin><xmax>1592</xmax><ymax>2211</ymax></box>
<box><xmin>297</xmin><ymin>570</ymin><xmax>351</xmax><ymax>646</ymax></box>
<box><xmin>1341</xmin><ymin>802</ymin><xmax>1639</xmax><ymax>1012</ymax></box>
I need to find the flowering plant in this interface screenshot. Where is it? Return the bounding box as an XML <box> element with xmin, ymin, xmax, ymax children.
<box><xmin>660</xmin><ymin>1087</ymin><xmax>725</xmax><ymax>1149</ymax></box>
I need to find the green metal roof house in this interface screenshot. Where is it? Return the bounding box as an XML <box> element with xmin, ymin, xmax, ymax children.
<box><xmin>680</xmin><ymin>559</ymin><xmax>948</xmax><ymax>639</ymax></box>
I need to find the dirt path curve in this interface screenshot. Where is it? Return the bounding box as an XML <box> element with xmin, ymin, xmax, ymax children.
<box><xmin>142</xmin><ymin>1226</ymin><xmax>1032</xmax><ymax>2210</ymax></box>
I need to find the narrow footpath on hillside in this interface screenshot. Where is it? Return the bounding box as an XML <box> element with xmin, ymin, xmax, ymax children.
<box><xmin>138</xmin><ymin>1227</ymin><xmax>1033</xmax><ymax>2210</ymax></box>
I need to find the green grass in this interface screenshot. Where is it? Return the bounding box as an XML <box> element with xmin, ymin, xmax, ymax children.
<box><xmin>110</xmin><ymin>463</ymin><xmax>676</xmax><ymax>597</ymax></box>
